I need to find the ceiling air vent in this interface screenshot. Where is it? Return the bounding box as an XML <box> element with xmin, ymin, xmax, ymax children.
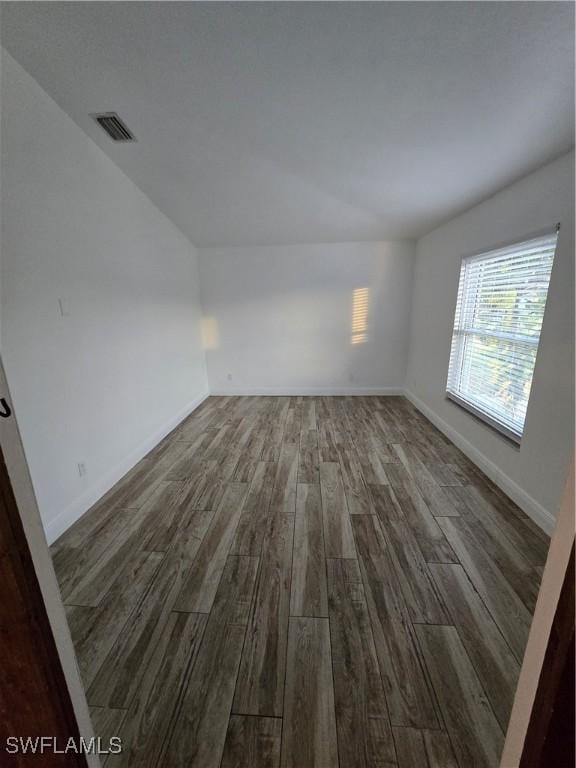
<box><xmin>92</xmin><ymin>112</ymin><xmax>136</xmax><ymax>142</ymax></box>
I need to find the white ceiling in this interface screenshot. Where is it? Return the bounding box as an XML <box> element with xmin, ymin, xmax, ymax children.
<box><xmin>1</xmin><ymin>2</ymin><xmax>574</xmax><ymax>247</ymax></box>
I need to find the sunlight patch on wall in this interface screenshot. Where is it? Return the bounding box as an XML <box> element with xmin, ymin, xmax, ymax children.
<box><xmin>351</xmin><ymin>287</ymin><xmax>369</xmax><ymax>344</ymax></box>
<box><xmin>201</xmin><ymin>316</ymin><xmax>220</xmax><ymax>350</ymax></box>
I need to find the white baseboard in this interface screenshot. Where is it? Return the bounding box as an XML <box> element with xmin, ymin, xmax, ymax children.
<box><xmin>46</xmin><ymin>390</ymin><xmax>209</xmax><ymax>544</ymax></box>
<box><xmin>403</xmin><ymin>389</ymin><xmax>555</xmax><ymax>534</ymax></box>
<box><xmin>209</xmin><ymin>386</ymin><xmax>405</xmax><ymax>396</ymax></box>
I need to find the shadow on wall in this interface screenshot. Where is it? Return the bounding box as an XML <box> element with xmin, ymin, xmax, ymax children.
<box><xmin>202</xmin><ymin>288</ymin><xmax>372</xmax><ymax>354</ymax></box>
<box><xmin>351</xmin><ymin>287</ymin><xmax>370</xmax><ymax>345</ymax></box>
<box><xmin>201</xmin><ymin>316</ymin><xmax>220</xmax><ymax>350</ymax></box>
<box><xmin>203</xmin><ymin>287</ymin><xmax>372</xmax><ymax>353</ymax></box>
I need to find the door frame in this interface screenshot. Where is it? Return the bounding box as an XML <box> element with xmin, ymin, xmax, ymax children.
<box><xmin>501</xmin><ymin>460</ymin><xmax>575</xmax><ymax>766</ymax></box>
<box><xmin>0</xmin><ymin>359</ymin><xmax>98</xmax><ymax>767</ymax></box>
<box><xmin>1</xmin><ymin>443</ymin><xmax>87</xmax><ymax>767</ymax></box>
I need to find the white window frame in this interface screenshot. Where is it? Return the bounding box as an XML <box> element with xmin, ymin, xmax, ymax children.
<box><xmin>445</xmin><ymin>225</ymin><xmax>559</xmax><ymax>444</ymax></box>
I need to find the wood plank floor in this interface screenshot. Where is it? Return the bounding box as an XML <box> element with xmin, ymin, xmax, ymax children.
<box><xmin>51</xmin><ymin>396</ymin><xmax>549</xmax><ymax>767</ymax></box>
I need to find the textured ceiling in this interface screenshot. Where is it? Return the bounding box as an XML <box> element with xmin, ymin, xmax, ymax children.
<box><xmin>1</xmin><ymin>2</ymin><xmax>574</xmax><ymax>247</ymax></box>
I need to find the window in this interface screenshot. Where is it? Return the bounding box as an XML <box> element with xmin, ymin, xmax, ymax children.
<box><xmin>446</xmin><ymin>227</ymin><xmax>558</xmax><ymax>443</ymax></box>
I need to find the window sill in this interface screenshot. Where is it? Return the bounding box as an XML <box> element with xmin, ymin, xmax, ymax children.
<box><xmin>445</xmin><ymin>392</ymin><xmax>522</xmax><ymax>447</ymax></box>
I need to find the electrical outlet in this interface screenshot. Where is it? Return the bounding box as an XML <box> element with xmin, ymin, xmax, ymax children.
<box><xmin>227</xmin><ymin>373</ymin><xmax>233</xmax><ymax>381</ymax></box>
<box><xmin>78</xmin><ymin>462</ymin><xmax>87</xmax><ymax>477</ymax></box>
<box><xmin>349</xmin><ymin>372</ymin><xmax>355</xmax><ymax>382</ymax></box>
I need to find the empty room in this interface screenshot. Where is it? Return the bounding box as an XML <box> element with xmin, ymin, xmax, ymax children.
<box><xmin>0</xmin><ymin>2</ymin><xmax>574</xmax><ymax>767</ymax></box>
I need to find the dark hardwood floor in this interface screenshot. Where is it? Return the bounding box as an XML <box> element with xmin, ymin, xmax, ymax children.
<box><xmin>51</xmin><ymin>395</ymin><xmax>549</xmax><ymax>767</ymax></box>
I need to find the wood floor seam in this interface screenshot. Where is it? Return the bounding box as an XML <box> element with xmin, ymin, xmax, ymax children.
<box><xmin>51</xmin><ymin>395</ymin><xmax>546</xmax><ymax>768</ymax></box>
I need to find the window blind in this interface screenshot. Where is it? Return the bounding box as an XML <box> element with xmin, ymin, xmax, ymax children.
<box><xmin>446</xmin><ymin>228</ymin><xmax>558</xmax><ymax>442</ymax></box>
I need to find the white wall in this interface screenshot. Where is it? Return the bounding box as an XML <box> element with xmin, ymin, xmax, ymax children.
<box><xmin>199</xmin><ymin>242</ymin><xmax>415</xmax><ymax>395</ymax></box>
<box><xmin>1</xmin><ymin>51</ymin><xmax>208</xmax><ymax>543</ymax></box>
<box><xmin>406</xmin><ymin>152</ymin><xmax>575</xmax><ymax>531</ymax></box>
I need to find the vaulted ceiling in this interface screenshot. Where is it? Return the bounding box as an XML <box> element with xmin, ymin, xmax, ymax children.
<box><xmin>2</xmin><ymin>2</ymin><xmax>574</xmax><ymax>246</ymax></box>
